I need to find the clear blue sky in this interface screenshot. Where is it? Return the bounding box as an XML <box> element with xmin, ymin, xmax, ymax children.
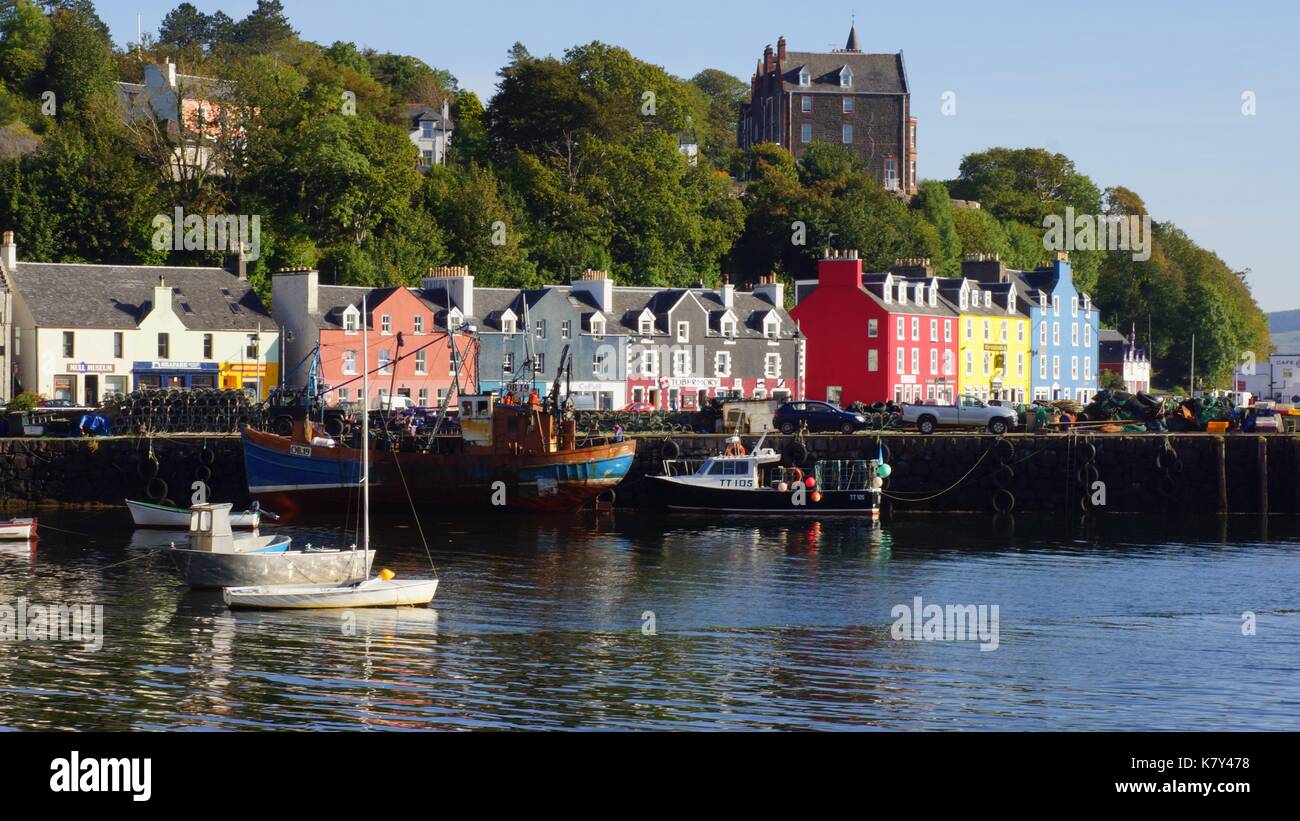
<box><xmin>99</xmin><ymin>0</ymin><xmax>1300</xmax><ymax>312</ymax></box>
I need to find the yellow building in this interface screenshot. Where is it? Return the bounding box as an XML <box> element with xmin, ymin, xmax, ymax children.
<box><xmin>939</xmin><ymin>278</ymin><xmax>1031</xmax><ymax>403</ymax></box>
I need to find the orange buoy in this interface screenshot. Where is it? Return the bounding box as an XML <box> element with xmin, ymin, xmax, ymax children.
<box><xmin>811</xmin><ymin>491</ymin><xmax>822</xmax><ymax>503</ymax></box>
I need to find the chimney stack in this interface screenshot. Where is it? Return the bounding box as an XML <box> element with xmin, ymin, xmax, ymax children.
<box><xmin>721</xmin><ymin>274</ymin><xmax>735</xmax><ymax>309</ymax></box>
<box><xmin>754</xmin><ymin>274</ymin><xmax>785</xmax><ymax>308</ymax></box>
<box><xmin>776</xmin><ymin>37</ymin><xmax>786</xmax><ymax>63</ymax></box>
<box><xmin>764</xmin><ymin>44</ymin><xmax>774</xmax><ymax>73</ymax></box>
<box><xmin>1</xmin><ymin>230</ymin><xmax>15</xmax><ymax>273</ymax></box>
<box><xmin>570</xmin><ymin>268</ymin><xmax>613</xmax><ymax>313</ymax></box>
<box><xmin>423</xmin><ymin>265</ymin><xmax>475</xmax><ymax>319</ymax></box>
<box><xmin>226</xmin><ymin>249</ymin><xmax>247</xmax><ymax>280</ymax></box>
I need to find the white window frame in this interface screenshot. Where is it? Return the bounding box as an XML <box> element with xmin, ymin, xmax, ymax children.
<box><xmin>764</xmin><ymin>352</ymin><xmax>781</xmax><ymax>378</ymax></box>
<box><xmin>715</xmin><ymin>350</ymin><xmax>732</xmax><ymax>377</ymax></box>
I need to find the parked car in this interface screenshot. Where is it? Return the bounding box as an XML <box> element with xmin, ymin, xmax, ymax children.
<box><xmin>902</xmin><ymin>395</ymin><xmax>1017</xmax><ymax>435</ymax></box>
<box><xmin>621</xmin><ymin>402</ymin><xmax>655</xmax><ymax>413</ymax></box>
<box><xmin>773</xmin><ymin>400</ymin><xmax>868</xmax><ymax>434</ymax></box>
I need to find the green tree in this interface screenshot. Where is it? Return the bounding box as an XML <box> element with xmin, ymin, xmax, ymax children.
<box><xmin>688</xmin><ymin>68</ymin><xmax>744</xmax><ymax>168</ymax></box>
<box><xmin>910</xmin><ymin>180</ymin><xmax>961</xmax><ymax>276</ymax></box>
<box><xmin>422</xmin><ymin>163</ymin><xmax>534</xmax><ymax>287</ymax></box>
<box><xmin>0</xmin><ymin>0</ymin><xmax>52</xmax><ymax>92</ymax></box>
<box><xmin>158</xmin><ymin>3</ymin><xmax>211</xmax><ymax>48</ymax></box>
<box><xmin>233</xmin><ymin>0</ymin><xmax>295</xmax><ymax>51</ymax></box>
<box><xmin>44</xmin><ymin>5</ymin><xmax>116</xmax><ymax>122</ymax></box>
<box><xmin>447</xmin><ymin>90</ymin><xmax>489</xmax><ymax>167</ymax></box>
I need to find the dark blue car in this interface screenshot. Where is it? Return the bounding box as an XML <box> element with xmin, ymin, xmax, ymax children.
<box><xmin>774</xmin><ymin>400</ymin><xmax>868</xmax><ymax>434</ymax></box>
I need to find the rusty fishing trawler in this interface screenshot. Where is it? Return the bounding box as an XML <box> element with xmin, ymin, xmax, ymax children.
<box><xmin>243</xmin><ymin>337</ymin><xmax>636</xmax><ymax>521</ymax></box>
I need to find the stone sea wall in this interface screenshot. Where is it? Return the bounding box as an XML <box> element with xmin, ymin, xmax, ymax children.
<box><xmin>1</xmin><ymin>432</ymin><xmax>1297</xmax><ymax>515</ymax></box>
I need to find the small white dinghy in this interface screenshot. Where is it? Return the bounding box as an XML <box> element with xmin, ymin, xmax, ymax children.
<box><xmin>224</xmin><ymin>572</ymin><xmax>438</xmax><ymax>609</ymax></box>
<box><xmin>0</xmin><ymin>517</ymin><xmax>37</xmax><ymax>540</ymax></box>
<box><xmin>128</xmin><ymin>499</ymin><xmax>266</xmax><ymax>529</ymax></box>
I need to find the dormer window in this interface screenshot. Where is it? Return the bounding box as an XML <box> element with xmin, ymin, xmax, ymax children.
<box><xmin>343</xmin><ymin>309</ymin><xmax>358</xmax><ymax>333</ymax></box>
<box><xmin>839</xmin><ymin>66</ymin><xmax>853</xmax><ymax>88</ymax></box>
<box><xmin>959</xmin><ymin>291</ymin><xmax>968</xmax><ymax>310</ymax></box>
<box><xmin>898</xmin><ymin>283</ymin><xmax>907</xmax><ymax>305</ymax></box>
<box><xmin>501</xmin><ymin>315</ymin><xmax>516</xmax><ymax>334</ymax></box>
<box><xmin>914</xmin><ymin>284</ymin><xmax>923</xmax><ymax>303</ymax></box>
<box><xmin>448</xmin><ymin>308</ymin><xmax>463</xmax><ymax>331</ymax></box>
<box><xmin>721</xmin><ymin>316</ymin><xmax>736</xmax><ymax>337</ymax></box>
<box><xmin>928</xmin><ymin>284</ymin><xmax>937</xmax><ymax>307</ymax></box>
<box><xmin>639</xmin><ymin>313</ymin><xmax>654</xmax><ymax>336</ymax></box>
<box><xmin>984</xmin><ymin>292</ymin><xmax>992</xmax><ymax>308</ymax></box>
<box><xmin>763</xmin><ymin>316</ymin><xmax>780</xmax><ymax>339</ymax></box>
<box><xmin>590</xmin><ymin>316</ymin><xmax>605</xmax><ymax>336</ymax></box>
<box><xmin>799</xmin><ymin>66</ymin><xmax>811</xmax><ymax>86</ymax></box>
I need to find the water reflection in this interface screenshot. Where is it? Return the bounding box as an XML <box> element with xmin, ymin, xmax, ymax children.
<box><xmin>0</xmin><ymin>509</ymin><xmax>1297</xmax><ymax>730</ymax></box>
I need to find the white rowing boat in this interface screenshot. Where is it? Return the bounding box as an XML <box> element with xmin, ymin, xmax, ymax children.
<box><xmin>224</xmin><ymin>576</ymin><xmax>439</xmax><ymax>609</ymax></box>
<box><xmin>128</xmin><ymin>499</ymin><xmax>264</xmax><ymax>529</ymax></box>
<box><xmin>0</xmin><ymin>517</ymin><xmax>37</xmax><ymax>540</ymax></box>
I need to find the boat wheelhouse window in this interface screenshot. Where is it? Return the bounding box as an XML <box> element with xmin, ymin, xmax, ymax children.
<box><xmin>708</xmin><ymin>460</ymin><xmax>748</xmax><ymax>476</ymax></box>
<box><xmin>477</xmin><ymin>400</ymin><xmax>489</xmax><ymax>415</ymax></box>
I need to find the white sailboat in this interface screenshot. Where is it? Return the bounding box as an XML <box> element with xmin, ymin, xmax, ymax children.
<box><xmin>224</xmin><ymin>294</ymin><xmax>439</xmax><ymax>610</ymax></box>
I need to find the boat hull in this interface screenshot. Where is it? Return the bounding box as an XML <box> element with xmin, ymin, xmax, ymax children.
<box><xmin>647</xmin><ymin>477</ymin><xmax>880</xmax><ymax>517</ymax></box>
<box><xmin>0</xmin><ymin>518</ymin><xmax>36</xmax><ymax>540</ymax></box>
<box><xmin>224</xmin><ymin>578</ymin><xmax>438</xmax><ymax>609</ymax></box>
<box><xmin>242</xmin><ymin>427</ymin><xmax>636</xmax><ymax>520</ymax></box>
<box><xmin>128</xmin><ymin>499</ymin><xmax>260</xmax><ymax>529</ymax></box>
<box><xmin>170</xmin><ymin>547</ymin><xmax>375</xmax><ymax>589</ymax></box>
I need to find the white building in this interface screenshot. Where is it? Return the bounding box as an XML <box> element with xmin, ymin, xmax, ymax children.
<box><xmin>117</xmin><ymin>61</ymin><xmax>239</xmax><ymax>179</ymax></box>
<box><xmin>1237</xmin><ymin>353</ymin><xmax>1300</xmax><ymax>403</ymax></box>
<box><xmin>405</xmin><ymin>101</ymin><xmax>454</xmax><ymax>169</ymax></box>
<box><xmin>0</xmin><ymin>232</ymin><xmax>278</xmax><ymax>404</ymax></box>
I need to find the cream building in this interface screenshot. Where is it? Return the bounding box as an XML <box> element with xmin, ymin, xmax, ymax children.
<box><xmin>0</xmin><ymin>232</ymin><xmax>278</xmax><ymax>405</ymax></box>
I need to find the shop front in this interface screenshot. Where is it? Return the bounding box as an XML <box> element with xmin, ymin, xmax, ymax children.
<box><xmin>62</xmin><ymin>362</ymin><xmax>122</xmax><ymax>406</ymax></box>
<box><xmin>220</xmin><ymin>361</ymin><xmax>277</xmax><ymax>399</ymax></box>
<box><xmin>132</xmin><ymin>361</ymin><xmax>220</xmax><ymax>391</ymax></box>
<box><xmin>566</xmin><ymin>380</ymin><xmax>625</xmax><ymax>411</ymax></box>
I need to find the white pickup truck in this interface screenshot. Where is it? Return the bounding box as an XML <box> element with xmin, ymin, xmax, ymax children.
<box><xmin>901</xmin><ymin>395</ymin><xmax>1018</xmax><ymax>435</ymax></box>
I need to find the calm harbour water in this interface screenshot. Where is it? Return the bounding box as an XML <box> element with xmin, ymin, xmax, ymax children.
<box><xmin>1</xmin><ymin>508</ymin><xmax>1298</xmax><ymax>730</ymax></box>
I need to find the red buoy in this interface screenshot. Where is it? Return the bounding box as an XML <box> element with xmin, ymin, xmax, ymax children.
<box><xmin>804</xmin><ymin>476</ymin><xmax>816</xmax><ymax>489</ymax></box>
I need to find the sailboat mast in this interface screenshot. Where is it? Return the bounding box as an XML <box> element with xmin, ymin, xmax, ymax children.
<box><xmin>362</xmin><ymin>295</ymin><xmax>370</xmax><ymax>553</ymax></box>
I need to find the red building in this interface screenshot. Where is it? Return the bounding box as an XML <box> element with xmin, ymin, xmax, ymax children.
<box><xmin>791</xmin><ymin>250</ymin><xmax>958</xmax><ymax>406</ymax></box>
<box><xmin>315</xmin><ymin>285</ymin><xmax>477</xmax><ymax>409</ymax></box>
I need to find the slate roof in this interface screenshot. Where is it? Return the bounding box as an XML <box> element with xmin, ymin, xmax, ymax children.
<box><xmin>8</xmin><ymin>262</ymin><xmax>270</xmax><ymax>330</ymax></box>
<box><xmin>780</xmin><ymin>51</ymin><xmax>907</xmax><ymax>95</ymax></box>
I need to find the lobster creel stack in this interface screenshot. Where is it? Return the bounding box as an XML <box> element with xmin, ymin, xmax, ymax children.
<box><xmin>100</xmin><ymin>389</ymin><xmax>264</xmax><ymax>435</ymax></box>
